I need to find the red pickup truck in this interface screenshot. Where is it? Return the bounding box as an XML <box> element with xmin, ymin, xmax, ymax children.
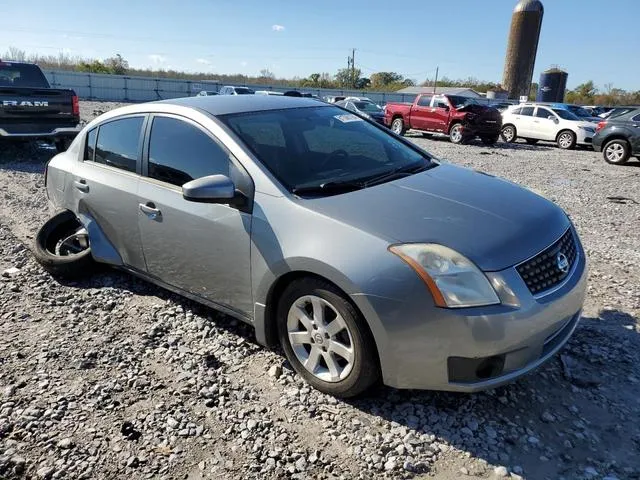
<box><xmin>384</xmin><ymin>94</ymin><xmax>502</xmax><ymax>145</ymax></box>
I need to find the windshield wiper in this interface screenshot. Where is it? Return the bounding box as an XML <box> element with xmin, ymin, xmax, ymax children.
<box><xmin>362</xmin><ymin>162</ymin><xmax>432</xmax><ymax>187</ymax></box>
<box><xmin>291</xmin><ymin>180</ymin><xmax>365</xmax><ymax>196</ymax></box>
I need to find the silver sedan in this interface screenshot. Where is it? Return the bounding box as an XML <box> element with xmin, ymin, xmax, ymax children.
<box><xmin>37</xmin><ymin>96</ymin><xmax>587</xmax><ymax>397</ymax></box>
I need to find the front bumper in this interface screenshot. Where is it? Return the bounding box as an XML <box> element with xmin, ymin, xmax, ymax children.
<box><xmin>352</xmin><ymin>233</ymin><xmax>587</xmax><ymax>392</ymax></box>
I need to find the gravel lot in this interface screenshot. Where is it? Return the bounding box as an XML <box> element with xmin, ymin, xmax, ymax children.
<box><xmin>0</xmin><ymin>101</ymin><xmax>639</xmax><ymax>480</ymax></box>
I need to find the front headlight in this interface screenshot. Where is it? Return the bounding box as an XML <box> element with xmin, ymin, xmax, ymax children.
<box><xmin>389</xmin><ymin>244</ymin><xmax>500</xmax><ymax>308</ymax></box>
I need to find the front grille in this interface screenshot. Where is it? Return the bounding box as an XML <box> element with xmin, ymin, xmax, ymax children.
<box><xmin>516</xmin><ymin>228</ymin><xmax>577</xmax><ymax>295</ymax></box>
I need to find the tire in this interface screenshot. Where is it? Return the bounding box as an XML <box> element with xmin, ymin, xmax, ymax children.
<box><xmin>391</xmin><ymin>118</ymin><xmax>405</xmax><ymax>136</ymax></box>
<box><xmin>33</xmin><ymin>210</ymin><xmax>95</xmax><ymax>279</ymax></box>
<box><xmin>501</xmin><ymin>125</ymin><xmax>517</xmax><ymax>143</ymax></box>
<box><xmin>480</xmin><ymin>135</ymin><xmax>499</xmax><ymax>146</ymax></box>
<box><xmin>449</xmin><ymin>123</ymin><xmax>466</xmax><ymax>144</ymax></box>
<box><xmin>525</xmin><ymin>139</ymin><xmax>539</xmax><ymax>145</ymax></box>
<box><xmin>277</xmin><ymin>277</ymin><xmax>379</xmax><ymax>398</ymax></box>
<box><xmin>556</xmin><ymin>130</ymin><xmax>576</xmax><ymax>150</ymax></box>
<box><xmin>602</xmin><ymin>139</ymin><xmax>631</xmax><ymax>165</ymax></box>
<box><xmin>54</xmin><ymin>139</ymin><xmax>70</xmax><ymax>153</ymax></box>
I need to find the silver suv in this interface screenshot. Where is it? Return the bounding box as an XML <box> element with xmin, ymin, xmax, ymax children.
<box><xmin>218</xmin><ymin>86</ymin><xmax>255</xmax><ymax>95</ymax></box>
<box><xmin>36</xmin><ymin>95</ymin><xmax>587</xmax><ymax>397</ymax></box>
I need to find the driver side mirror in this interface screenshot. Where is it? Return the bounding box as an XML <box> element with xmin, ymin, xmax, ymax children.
<box><xmin>548</xmin><ymin>115</ymin><xmax>559</xmax><ymax>123</ymax></box>
<box><xmin>182</xmin><ymin>174</ymin><xmax>245</xmax><ymax>207</ymax></box>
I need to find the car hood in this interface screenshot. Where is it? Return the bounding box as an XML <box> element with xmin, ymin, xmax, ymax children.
<box><xmin>300</xmin><ymin>163</ymin><xmax>570</xmax><ymax>271</ymax></box>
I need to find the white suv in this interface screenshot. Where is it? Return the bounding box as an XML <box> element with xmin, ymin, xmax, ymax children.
<box><xmin>501</xmin><ymin>104</ymin><xmax>596</xmax><ymax>149</ymax></box>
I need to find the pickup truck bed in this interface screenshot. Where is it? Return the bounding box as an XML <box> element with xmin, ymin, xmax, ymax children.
<box><xmin>0</xmin><ymin>61</ymin><xmax>81</xmax><ymax>151</ymax></box>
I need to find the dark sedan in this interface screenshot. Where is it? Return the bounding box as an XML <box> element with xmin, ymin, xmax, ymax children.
<box><xmin>592</xmin><ymin>108</ymin><xmax>640</xmax><ymax>165</ymax></box>
<box><xmin>336</xmin><ymin>99</ymin><xmax>386</xmax><ymax>126</ymax></box>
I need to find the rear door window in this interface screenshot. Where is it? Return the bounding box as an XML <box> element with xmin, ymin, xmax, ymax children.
<box><xmin>94</xmin><ymin>117</ymin><xmax>144</xmax><ymax>173</ymax></box>
<box><xmin>147</xmin><ymin>116</ymin><xmax>231</xmax><ymax>187</ymax></box>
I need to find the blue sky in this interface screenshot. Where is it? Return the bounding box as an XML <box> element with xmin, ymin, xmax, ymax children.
<box><xmin>1</xmin><ymin>0</ymin><xmax>638</xmax><ymax>90</ymax></box>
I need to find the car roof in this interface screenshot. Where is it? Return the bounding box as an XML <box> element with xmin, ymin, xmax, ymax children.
<box><xmin>155</xmin><ymin>95</ymin><xmax>326</xmax><ymax>116</ymax></box>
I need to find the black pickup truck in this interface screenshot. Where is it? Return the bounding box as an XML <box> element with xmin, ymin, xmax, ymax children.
<box><xmin>0</xmin><ymin>60</ymin><xmax>81</xmax><ymax>152</ymax></box>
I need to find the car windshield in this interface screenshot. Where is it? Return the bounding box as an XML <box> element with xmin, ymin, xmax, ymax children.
<box><xmin>552</xmin><ymin>109</ymin><xmax>580</xmax><ymax>120</ymax></box>
<box><xmin>448</xmin><ymin>95</ymin><xmax>479</xmax><ymax>108</ymax></box>
<box><xmin>235</xmin><ymin>87</ymin><xmax>254</xmax><ymax>94</ymax></box>
<box><xmin>220</xmin><ymin>106</ymin><xmax>434</xmax><ymax>194</ymax></box>
<box><xmin>566</xmin><ymin>105</ymin><xmax>591</xmax><ymax>117</ymax></box>
<box><xmin>354</xmin><ymin>101</ymin><xmax>383</xmax><ymax>113</ymax></box>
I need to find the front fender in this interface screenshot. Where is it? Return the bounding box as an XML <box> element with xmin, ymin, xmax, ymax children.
<box><xmin>76</xmin><ymin>211</ymin><xmax>123</xmax><ymax>266</ymax></box>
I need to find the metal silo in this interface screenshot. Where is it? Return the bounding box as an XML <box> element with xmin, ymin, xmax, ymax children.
<box><xmin>502</xmin><ymin>0</ymin><xmax>544</xmax><ymax>100</ymax></box>
<box><xmin>536</xmin><ymin>67</ymin><xmax>568</xmax><ymax>102</ymax></box>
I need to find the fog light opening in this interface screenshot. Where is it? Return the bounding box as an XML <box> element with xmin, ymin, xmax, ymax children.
<box><xmin>475</xmin><ymin>356</ymin><xmax>505</xmax><ymax>379</ymax></box>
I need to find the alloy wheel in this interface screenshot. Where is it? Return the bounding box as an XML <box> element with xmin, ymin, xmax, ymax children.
<box><xmin>54</xmin><ymin>228</ymin><xmax>89</xmax><ymax>257</ymax></box>
<box><xmin>392</xmin><ymin>119</ymin><xmax>403</xmax><ymax>135</ymax></box>
<box><xmin>558</xmin><ymin>132</ymin><xmax>573</xmax><ymax>149</ymax></box>
<box><xmin>502</xmin><ymin>126</ymin><xmax>515</xmax><ymax>142</ymax></box>
<box><xmin>605</xmin><ymin>143</ymin><xmax>625</xmax><ymax>163</ymax></box>
<box><xmin>286</xmin><ymin>295</ymin><xmax>354</xmax><ymax>382</ymax></box>
<box><xmin>450</xmin><ymin>125</ymin><xmax>463</xmax><ymax>143</ymax></box>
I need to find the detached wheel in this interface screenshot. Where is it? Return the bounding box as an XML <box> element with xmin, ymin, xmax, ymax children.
<box><xmin>391</xmin><ymin>118</ymin><xmax>406</xmax><ymax>136</ymax></box>
<box><xmin>603</xmin><ymin>139</ymin><xmax>630</xmax><ymax>165</ymax></box>
<box><xmin>277</xmin><ymin>278</ymin><xmax>379</xmax><ymax>398</ymax></box>
<box><xmin>501</xmin><ymin>125</ymin><xmax>517</xmax><ymax>143</ymax></box>
<box><xmin>449</xmin><ymin>123</ymin><xmax>467</xmax><ymax>144</ymax></box>
<box><xmin>480</xmin><ymin>135</ymin><xmax>499</xmax><ymax>146</ymax></box>
<box><xmin>34</xmin><ymin>210</ymin><xmax>95</xmax><ymax>279</ymax></box>
<box><xmin>557</xmin><ymin>130</ymin><xmax>576</xmax><ymax>150</ymax></box>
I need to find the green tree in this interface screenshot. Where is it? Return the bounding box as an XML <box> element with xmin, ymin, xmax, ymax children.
<box><xmin>370</xmin><ymin>72</ymin><xmax>403</xmax><ymax>89</ymax></box>
<box><xmin>104</xmin><ymin>54</ymin><xmax>128</xmax><ymax>75</ymax></box>
<box><xmin>336</xmin><ymin>67</ymin><xmax>362</xmax><ymax>88</ymax></box>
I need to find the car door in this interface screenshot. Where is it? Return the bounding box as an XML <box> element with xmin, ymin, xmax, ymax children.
<box><xmin>426</xmin><ymin>96</ymin><xmax>451</xmax><ymax>132</ymax></box>
<box><xmin>513</xmin><ymin>106</ymin><xmax>535</xmax><ymax>137</ymax></box>
<box><xmin>531</xmin><ymin>107</ymin><xmax>558</xmax><ymax>140</ymax></box>
<box><xmin>72</xmin><ymin>115</ymin><xmax>147</xmax><ymax>270</ymax></box>
<box><xmin>137</xmin><ymin>114</ymin><xmax>253</xmax><ymax>317</ymax></box>
<box><xmin>408</xmin><ymin>95</ymin><xmax>432</xmax><ymax>130</ymax></box>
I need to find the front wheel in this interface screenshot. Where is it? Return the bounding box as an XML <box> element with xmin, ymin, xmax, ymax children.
<box><xmin>391</xmin><ymin>118</ymin><xmax>405</xmax><ymax>136</ymax></box>
<box><xmin>277</xmin><ymin>278</ymin><xmax>379</xmax><ymax>398</ymax></box>
<box><xmin>557</xmin><ymin>130</ymin><xmax>576</xmax><ymax>150</ymax></box>
<box><xmin>501</xmin><ymin>125</ymin><xmax>517</xmax><ymax>143</ymax></box>
<box><xmin>602</xmin><ymin>139</ymin><xmax>631</xmax><ymax>165</ymax></box>
<box><xmin>449</xmin><ymin>123</ymin><xmax>466</xmax><ymax>144</ymax></box>
<box><xmin>33</xmin><ymin>210</ymin><xmax>95</xmax><ymax>279</ymax></box>
<box><xmin>480</xmin><ymin>135</ymin><xmax>499</xmax><ymax>146</ymax></box>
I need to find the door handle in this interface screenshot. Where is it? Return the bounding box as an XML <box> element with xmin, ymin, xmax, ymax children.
<box><xmin>74</xmin><ymin>180</ymin><xmax>89</xmax><ymax>193</ymax></box>
<box><xmin>139</xmin><ymin>202</ymin><xmax>161</xmax><ymax>220</ymax></box>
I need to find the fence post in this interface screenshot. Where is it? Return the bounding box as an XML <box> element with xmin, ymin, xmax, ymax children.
<box><xmin>51</xmin><ymin>71</ymin><xmax>57</xmax><ymax>87</ymax></box>
<box><xmin>124</xmin><ymin>76</ymin><xmax>129</xmax><ymax>102</ymax></box>
<box><xmin>88</xmin><ymin>73</ymin><xmax>92</xmax><ymax>99</ymax></box>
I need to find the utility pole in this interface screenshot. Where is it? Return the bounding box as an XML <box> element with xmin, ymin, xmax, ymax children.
<box><xmin>351</xmin><ymin>48</ymin><xmax>356</xmax><ymax>88</ymax></box>
<box><xmin>433</xmin><ymin>66</ymin><xmax>439</xmax><ymax>94</ymax></box>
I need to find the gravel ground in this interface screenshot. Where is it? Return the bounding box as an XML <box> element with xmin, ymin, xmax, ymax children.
<box><xmin>0</xmin><ymin>101</ymin><xmax>639</xmax><ymax>480</ymax></box>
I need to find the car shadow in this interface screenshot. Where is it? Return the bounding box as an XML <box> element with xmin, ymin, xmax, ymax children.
<box><xmin>50</xmin><ymin>258</ymin><xmax>640</xmax><ymax>477</ymax></box>
<box><xmin>0</xmin><ymin>142</ymin><xmax>55</xmax><ymax>173</ymax></box>
<box><xmin>340</xmin><ymin>309</ymin><xmax>640</xmax><ymax>478</ymax></box>
<box><xmin>407</xmin><ymin>133</ymin><xmax>555</xmax><ymax>152</ymax></box>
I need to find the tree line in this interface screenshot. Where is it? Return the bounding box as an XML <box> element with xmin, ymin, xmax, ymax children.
<box><xmin>4</xmin><ymin>47</ymin><xmax>639</xmax><ymax>104</ymax></box>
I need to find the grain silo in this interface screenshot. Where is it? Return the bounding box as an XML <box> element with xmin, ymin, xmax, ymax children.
<box><xmin>536</xmin><ymin>67</ymin><xmax>568</xmax><ymax>102</ymax></box>
<box><xmin>502</xmin><ymin>0</ymin><xmax>544</xmax><ymax>100</ymax></box>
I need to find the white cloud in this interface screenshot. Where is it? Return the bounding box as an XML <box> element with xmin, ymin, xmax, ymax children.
<box><xmin>196</xmin><ymin>58</ymin><xmax>211</xmax><ymax>65</ymax></box>
<box><xmin>148</xmin><ymin>54</ymin><xmax>167</xmax><ymax>65</ymax></box>
<box><xmin>272</xmin><ymin>24</ymin><xmax>285</xmax><ymax>32</ymax></box>
<box><xmin>240</xmin><ymin>61</ymin><xmax>248</xmax><ymax>67</ymax></box>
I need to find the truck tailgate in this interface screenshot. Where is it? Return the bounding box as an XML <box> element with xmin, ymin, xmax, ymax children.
<box><xmin>0</xmin><ymin>87</ymin><xmax>79</xmax><ymax>135</ymax></box>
